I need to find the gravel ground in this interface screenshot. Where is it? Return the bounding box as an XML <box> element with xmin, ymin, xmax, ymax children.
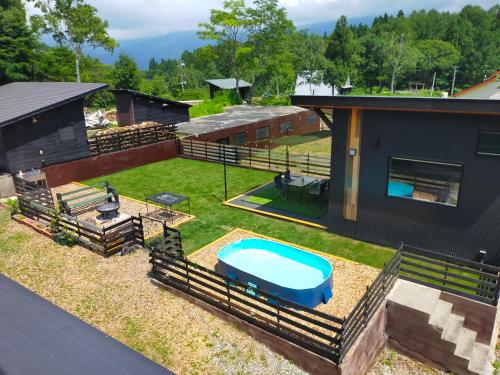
<box><xmin>52</xmin><ymin>183</ymin><xmax>194</xmax><ymax>239</ymax></box>
<box><xmin>0</xmin><ymin>207</ymin><xmax>466</xmax><ymax>375</ymax></box>
<box><xmin>190</xmin><ymin>229</ymin><xmax>380</xmax><ymax>319</ymax></box>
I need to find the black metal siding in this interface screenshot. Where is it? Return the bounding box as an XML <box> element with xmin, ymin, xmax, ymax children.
<box><xmin>0</xmin><ymin>128</ymin><xmax>7</xmax><ymax>171</ymax></box>
<box><xmin>2</xmin><ymin>100</ymin><xmax>90</xmax><ymax>172</ymax></box>
<box><xmin>133</xmin><ymin>97</ymin><xmax>189</xmax><ymax>125</ymax></box>
<box><xmin>329</xmin><ymin>109</ymin><xmax>500</xmax><ymax>262</ymax></box>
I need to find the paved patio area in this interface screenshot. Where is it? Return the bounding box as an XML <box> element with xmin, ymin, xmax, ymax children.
<box><xmin>225</xmin><ymin>181</ymin><xmax>329</xmax><ymax>229</ymax></box>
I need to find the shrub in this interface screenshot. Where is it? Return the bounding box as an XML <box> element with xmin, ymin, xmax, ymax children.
<box><xmin>5</xmin><ymin>198</ymin><xmax>19</xmax><ymax>215</ymax></box>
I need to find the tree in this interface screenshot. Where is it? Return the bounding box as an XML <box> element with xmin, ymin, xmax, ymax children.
<box><xmin>111</xmin><ymin>54</ymin><xmax>141</xmax><ymax>90</ymax></box>
<box><xmin>414</xmin><ymin>40</ymin><xmax>460</xmax><ymax>88</ymax></box>
<box><xmin>198</xmin><ymin>0</ymin><xmax>254</xmax><ymax>97</ymax></box>
<box><xmin>293</xmin><ymin>31</ymin><xmax>328</xmax><ymax>94</ymax></box>
<box><xmin>30</xmin><ymin>0</ymin><xmax>117</xmax><ymax>82</ymax></box>
<box><xmin>384</xmin><ymin>33</ymin><xmax>419</xmax><ymax>92</ymax></box>
<box><xmin>0</xmin><ymin>0</ymin><xmax>36</xmax><ymax>84</ymax></box>
<box><xmin>324</xmin><ymin>16</ymin><xmax>360</xmax><ymax>88</ymax></box>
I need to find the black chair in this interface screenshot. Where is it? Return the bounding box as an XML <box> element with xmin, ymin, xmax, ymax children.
<box><xmin>308</xmin><ymin>179</ymin><xmax>329</xmax><ymax>204</ymax></box>
<box><xmin>284</xmin><ymin>170</ymin><xmax>292</xmax><ymax>183</ymax></box>
<box><xmin>274</xmin><ymin>174</ymin><xmax>288</xmax><ymax>200</ymax></box>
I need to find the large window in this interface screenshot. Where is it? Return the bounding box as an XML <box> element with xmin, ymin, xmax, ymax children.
<box><xmin>234</xmin><ymin>132</ymin><xmax>246</xmax><ymax>145</ymax></box>
<box><xmin>256</xmin><ymin>126</ymin><xmax>270</xmax><ymax>140</ymax></box>
<box><xmin>388</xmin><ymin>157</ymin><xmax>463</xmax><ymax>207</ymax></box>
<box><xmin>477</xmin><ymin>131</ymin><xmax>500</xmax><ymax>156</ymax></box>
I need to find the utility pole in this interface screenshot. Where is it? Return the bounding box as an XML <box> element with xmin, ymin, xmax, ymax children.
<box><xmin>430</xmin><ymin>72</ymin><xmax>436</xmax><ymax>96</ymax></box>
<box><xmin>179</xmin><ymin>59</ymin><xmax>186</xmax><ymax>94</ymax></box>
<box><xmin>451</xmin><ymin>66</ymin><xmax>458</xmax><ymax>96</ymax></box>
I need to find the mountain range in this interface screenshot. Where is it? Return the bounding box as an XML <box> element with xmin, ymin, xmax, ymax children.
<box><xmin>87</xmin><ymin>17</ymin><xmax>374</xmax><ymax>69</ymax></box>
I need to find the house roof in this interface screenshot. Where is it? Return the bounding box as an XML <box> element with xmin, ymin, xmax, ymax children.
<box><xmin>111</xmin><ymin>89</ymin><xmax>191</xmax><ymax>108</ymax></box>
<box><xmin>0</xmin><ymin>273</ymin><xmax>173</xmax><ymax>375</ymax></box>
<box><xmin>206</xmin><ymin>79</ymin><xmax>253</xmax><ymax>89</ymax></box>
<box><xmin>0</xmin><ymin>82</ymin><xmax>108</xmax><ymax>127</ymax></box>
<box><xmin>291</xmin><ymin>95</ymin><xmax>500</xmax><ymax>116</ymax></box>
<box><xmin>454</xmin><ymin>71</ymin><xmax>500</xmax><ymax>100</ymax></box>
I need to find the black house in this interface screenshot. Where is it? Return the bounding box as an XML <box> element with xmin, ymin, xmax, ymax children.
<box><xmin>291</xmin><ymin>95</ymin><xmax>500</xmax><ymax>263</ymax></box>
<box><xmin>111</xmin><ymin>89</ymin><xmax>190</xmax><ymax>127</ymax></box>
<box><xmin>0</xmin><ymin>82</ymin><xmax>108</xmax><ymax>173</ymax></box>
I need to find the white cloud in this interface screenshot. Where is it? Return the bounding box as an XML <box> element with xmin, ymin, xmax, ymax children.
<box><xmin>24</xmin><ymin>0</ymin><xmax>498</xmax><ymax>40</ymax></box>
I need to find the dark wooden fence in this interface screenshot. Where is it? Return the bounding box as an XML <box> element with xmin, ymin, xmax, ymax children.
<box><xmin>13</xmin><ymin>176</ymin><xmax>55</xmax><ymax>209</ymax></box>
<box><xmin>88</xmin><ymin>123</ymin><xmax>177</xmax><ymax>155</ymax></box>
<box><xmin>150</xmin><ymin>248</ymin><xmax>344</xmax><ymax>363</ymax></box>
<box><xmin>18</xmin><ymin>199</ymin><xmax>144</xmax><ymax>257</ymax></box>
<box><xmin>398</xmin><ymin>244</ymin><xmax>500</xmax><ymax>305</ymax></box>
<box><xmin>149</xmin><ymin>230</ymin><xmax>500</xmax><ymax>364</ymax></box>
<box><xmin>179</xmin><ymin>138</ymin><xmax>330</xmax><ymax>177</ymax></box>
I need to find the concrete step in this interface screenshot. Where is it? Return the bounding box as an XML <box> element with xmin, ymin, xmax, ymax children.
<box><xmin>468</xmin><ymin>343</ymin><xmax>492</xmax><ymax>375</ymax></box>
<box><xmin>429</xmin><ymin>299</ymin><xmax>453</xmax><ymax>330</ymax></box>
<box><xmin>388</xmin><ymin>280</ymin><xmax>441</xmax><ymax>314</ymax></box>
<box><xmin>454</xmin><ymin>328</ymin><xmax>478</xmax><ymax>361</ymax></box>
<box><xmin>442</xmin><ymin>313</ymin><xmax>465</xmax><ymax>343</ymax></box>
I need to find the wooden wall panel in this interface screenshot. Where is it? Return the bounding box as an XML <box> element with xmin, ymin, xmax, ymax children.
<box><xmin>343</xmin><ymin>109</ymin><xmax>363</xmax><ymax>221</ymax></box>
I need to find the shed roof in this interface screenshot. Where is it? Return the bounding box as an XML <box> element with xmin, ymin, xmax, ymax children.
<box><xmin>111</xmin><ymin>89</ymin><xmax>191</xmax><ymax>108</ymax></box>
<box><xmin>291</xmin><ymin>95</ymin><xmax>500</xmax><ymax>116</ymax></box>
<box><xmin>206</xmin><ymin>79</ymin><xmax>252</xmax><ymax>89</ymax></box>
<box><xmin>0</xmin><ymin>82</ymin><xmax>108</xmax><ymax>127</ymax></box>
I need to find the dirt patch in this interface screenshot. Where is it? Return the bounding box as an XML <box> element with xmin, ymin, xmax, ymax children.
<box><xmin>52</xmin><ymin>183</ymin><xmax>195</xmax><ymax>239</ymax></box>
<box><xmin>189</xmin><ymin>229</ymin><xmax>380</xmax><ymax>319</ymax></box>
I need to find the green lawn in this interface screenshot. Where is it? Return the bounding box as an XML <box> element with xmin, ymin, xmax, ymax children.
<box><xmin>84</xmin><ymin>158</ymin><xmax>394</xmax><ymax>268</ymax></box>
<box><xmin>243</xmin><ymin>185</ymin><xmax>328</xmax><ymax>218</ymax></box>
<box><xmin>274</xmin><ymin>131</ymin><xmax>332</xmax><ymax>157</ymax></box>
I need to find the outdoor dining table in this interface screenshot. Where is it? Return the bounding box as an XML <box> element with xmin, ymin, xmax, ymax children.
<box><xmin>145</xmin><ymin>192</ymin><xmax>190</xmax><ymax>224</ymax></box>
<box><xmin>287</xmin><ymin>175</ymin><xmax>318</xmax><ymax>201</ymax></box>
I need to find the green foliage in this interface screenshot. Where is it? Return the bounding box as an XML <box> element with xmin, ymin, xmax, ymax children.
<box><xmin>30</xmin><ymin>0</ymin><xmax>117</xmax><ymax>82</ymax></box>
<box><xmin>5</xmin><ymin>198</ymin><xmax>19</xmax><ymax>215</ymax></box>
<box><xmin>0</xmin><ymin>0</ymin><xmax>36</xmax><ymax>84</ymax></box>
<box><xmin>188</xmin><ymin>90</ymin><xmax>241</xmax><ymax>118</ymax></box>
<box><xmin>111</xmin><ymin>54</ymin><xmax>142</xmax><ymax>90</ymax></box>
<box><xmin>325</xmin><ymin>15</ymin><xmax>360</xmax><ymax>87</ymax></box>
<box><xmin>253</xmin><ymin>96</ymin><xmax>291</xmax><ymax>106</ymax></box>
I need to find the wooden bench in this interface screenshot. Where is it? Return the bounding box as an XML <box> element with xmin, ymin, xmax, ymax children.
<box><xmin>56</xmin><ymin>182</ymin><xmax>119</xmax><ymax>216</ymax></box>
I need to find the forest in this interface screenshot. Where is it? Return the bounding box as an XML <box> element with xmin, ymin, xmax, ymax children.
<box><xmin>1</xmin><ymin>0</ymin><xmax>498</xmax><ymax>105</ymax></box>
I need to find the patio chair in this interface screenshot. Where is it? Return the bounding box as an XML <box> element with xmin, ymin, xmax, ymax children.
<box><xmin>308</xmin><ymin>179</ymin><xmax>329</xmax><ymax>204</ymax></box>
<box><xmin>284</xmin><ymin>170</ymin><xmax>292</xmax><ymax>183</ymax></box>
<box><xmin>274</xmin><ymin>175</ymin><xmax>288</xmax><ymax>200</ymax></box>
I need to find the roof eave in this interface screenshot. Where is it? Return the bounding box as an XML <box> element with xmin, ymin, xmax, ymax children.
<box><xmin>290</xmin><ymin>95</ymin><xmax>500</xmax><ymax>116</ymax></box>
<box><xmin>0</xmin><ymin>83</ymin><xmax>109</xmax><ymax>128</ymax></box>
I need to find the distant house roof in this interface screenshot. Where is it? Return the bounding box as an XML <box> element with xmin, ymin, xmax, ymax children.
<box><xmin>295</xmin><ymin>72</ymin><xmax>336</xmax><ymax>96</ymax></box>
<box><xmin>206</xmin><ymin>79</ymin><xmax>253</xmax><ymax>89</ymax></box>
<box><xmin>454</xmin><ymin>71</ymin><xmax>500</xmax><ymax>100</ymax></box>
<box><xmin>111</xmin><ymin>89</ymin><xmax>191</xmax><ymax>108</ymax></box>
<box><xmin>0</xmin><ymin>82</ymin><xmax>108</xmax><ymax>127</ymax></box>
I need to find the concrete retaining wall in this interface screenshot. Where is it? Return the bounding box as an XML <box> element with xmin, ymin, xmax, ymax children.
<box><xmin>42</xmin><ymin>139</ymin><xmax>178</xmax><ymax>187</ymax></box>
<box><xmin>0</xmin><ymin>173</ymin><xmax>15</xmax><ymax>198</ymax></box>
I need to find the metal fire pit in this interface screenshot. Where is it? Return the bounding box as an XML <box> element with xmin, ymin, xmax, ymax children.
<box><xmin>96</xmin><ymin>201</ymin><xmax>121</xmax><ymax>220</ymax></box>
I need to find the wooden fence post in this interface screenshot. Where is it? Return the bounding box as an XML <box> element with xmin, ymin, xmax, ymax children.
<box><xmin>286</xmin><ymin>146</ymin><xmax>289</xmax><ymax>171</ymax></box>
<box><xmin>205</xmin><ymin>142</ymin><xmax>208</xmax><ymax>160</ymax></box>
<box><xmin>307</xmin><ymin>153</ymin><xmax>310</xmax><ymax>174</ymax></box>
<box><xmin>268</xmin><ymin>149</ymin><xmax>271</xmax><ymax>170</ymax></box>
<box><xmin>190</xmin><ymin>139</ymin><xmax>194</xmax><ymax>158</ymax></box>
<box><xmin>249</xmin><ymin>146</ymin><xmax>252</xmax><ymax>169</ymax></box>
<box><xmin>185</xmin><ymin>257</ymin><xmax>191</xmax><ymax>291</ymax></box>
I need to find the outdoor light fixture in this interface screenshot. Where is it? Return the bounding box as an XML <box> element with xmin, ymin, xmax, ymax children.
<box><xmin>349</xmin><ymin>148</ymin><xmax>357</xmax><ymax>156</ymax></box>
<box><xmin>32</xmin><ymin>117</ymin><xmax>38</xmax><ymax>124</ymax></box>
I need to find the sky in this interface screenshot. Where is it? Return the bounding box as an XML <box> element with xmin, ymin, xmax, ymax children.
<box><xmin>25</xmin><ymin>0</ymin><xmax>497</xmax><ymax>40</ymax></box>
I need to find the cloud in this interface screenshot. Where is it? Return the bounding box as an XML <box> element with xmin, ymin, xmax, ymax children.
<box><xmin>25</xmin><ymin>0</ymin><xmax>498</xmax><ymax>40</ymax></box>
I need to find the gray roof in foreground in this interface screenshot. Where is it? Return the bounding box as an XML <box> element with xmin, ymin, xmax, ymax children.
<box><xmin>0</xmin><ymin>273</ymin><xmax>173</xmax><ymax>375</ymax></box>
<box><xmin>206</xmin><ymin>78</ymin><xmax>252</xmax><ymax>89</ymax></box>
<box><xmin>0</xmin><ymin>82</ymin><xmax>108</xmax><ymax>127</ymax></box>
<box><xmin>178</xmin><ymin>105</ymin><xmax>308</xmax><ymax>135</ymax></box>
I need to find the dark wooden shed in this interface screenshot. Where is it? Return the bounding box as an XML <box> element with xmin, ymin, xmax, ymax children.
<box><xmin>291</xmin><ymin>95</ymin><xmax>500</xmax><ymax>263</ymax></box>
<box><xmin>206</xmin><ymin>79</ymin><xmax>253</xmax><ymax>102</ymax></box>
<box><xmin>0</xmin><ymin>82</ymin><xmax>108</xmax><ymax>173</ymax></box>
<box><xmin>111</xmin><ymin>90</ymin><xmax>190</xmax><ymax>127</ymax></box>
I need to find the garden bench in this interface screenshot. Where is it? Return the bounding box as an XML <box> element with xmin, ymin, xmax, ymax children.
<box><xmin>56</xmin><ymin>182</ymin><xmax>119</xmax><ymax>217</ymax></box>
